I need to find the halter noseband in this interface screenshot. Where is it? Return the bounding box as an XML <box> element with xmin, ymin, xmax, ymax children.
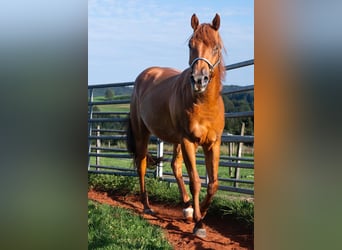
<box><xmin>190</xmin><ymin>57</ymin><xmax>221</xmax><ymax>73</ymax></box>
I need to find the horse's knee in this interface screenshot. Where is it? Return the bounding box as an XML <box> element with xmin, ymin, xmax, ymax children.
<box><xmin>171</xmin><ymin>163</ymin><xmax>182</xmax><ymax>178</ymax></box>
<box><xmin>193</xmin><ymin>176</ymin><xmax>202</xmax><ymax>188</ymax></box>
<box><xmin>171</xmin><ymin>155</ymin><xmax>183</xmax><ymax>176</ymax></box>
<box><xmin>207</xmin><ymin>180</ymin><xmax>218</xmax><ymax>196</ymax></box>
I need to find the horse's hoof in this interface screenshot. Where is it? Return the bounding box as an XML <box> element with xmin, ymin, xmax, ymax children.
<box><xmin>183</xmin><ymin>207</ymin><xmax>193</xmax><ymax>221</ymax></box>
<box><xmin>143</xmin><ymin>208</ymin><xmax>155</xmax><ymax>215</ymax></box>
<box><xmin>193</xmin><ymin>227</ymin><xmax>206</xmax><ymax>238</ymax></box>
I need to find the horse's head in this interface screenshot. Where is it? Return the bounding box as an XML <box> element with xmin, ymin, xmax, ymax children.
<box><xmin>188</xmin><ymin>14</ymin><xmax>224</xmax><ymax>94</ymax></box>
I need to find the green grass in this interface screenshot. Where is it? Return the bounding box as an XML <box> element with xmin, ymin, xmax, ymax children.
<box><xmin>222</xmin><ymin>199</ymin><xmax>254</xmax><ymax>228</ymax></box>
<box><xmin>88</xmin><ymin>200</ymin><xmax>172</xmax><ymax>250</ymax></box>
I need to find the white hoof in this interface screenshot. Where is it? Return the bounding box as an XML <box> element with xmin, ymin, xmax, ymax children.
<box><xmin>182</xmin><ymin>207</ymin><xmax>194</xmax><ymax>219</ymax></box>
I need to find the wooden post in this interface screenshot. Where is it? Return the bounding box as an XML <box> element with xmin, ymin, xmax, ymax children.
<box><xmin>229</xmin><ymin>141</ymin><xmax>233</xmax><ymax>177</ymax></box>
<box><xmin>234</xmin><ymin>122</ymin><xmax>245</xmax><ymax>187</ymax></box>
<box><xmin>96</xmin><ymin>125</ymin><xmax>101</xmax><ymax>170</ymax></box>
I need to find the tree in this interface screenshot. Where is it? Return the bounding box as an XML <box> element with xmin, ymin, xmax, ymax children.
<box><xmin>222</xmin><ymin>92</ymin><xmax>254</xmax><ymax>135</ymax></box>
<box><xmin>92</xmin><ymin>105</ymin><xmax>100</xmax><ymax>112</ymax></box>
<box><xmin>222</xmin><ymin>95</ymin><xmax>235</xmax><ymax>112</ymax></box>
<box><xmin>105</xmin><ymin>89</ymin><xmax>115</xmax><ymax>100</ymax></box>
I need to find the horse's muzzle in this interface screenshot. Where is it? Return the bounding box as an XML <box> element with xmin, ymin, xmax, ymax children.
<box><xmin>191</xmin><ymin>74</ymin><xmax>210</xmax><ymax>93</ymax></box>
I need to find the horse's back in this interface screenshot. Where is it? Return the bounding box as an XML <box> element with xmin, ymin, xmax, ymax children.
<box><xmin>134</xmin><ymin>67</ymin><xmax>180</xmax><ymax>91</ymax></box>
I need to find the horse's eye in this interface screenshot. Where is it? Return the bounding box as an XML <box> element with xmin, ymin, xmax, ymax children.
<box><xmin>213</xmin><ymin>46</ymin><xmax>219</xmax><ymax>54</ymax></box>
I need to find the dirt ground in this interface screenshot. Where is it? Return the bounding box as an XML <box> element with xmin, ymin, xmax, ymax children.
<box><xmin>88</xmin><ymin>190</ymin><xmax>253</xmax><ymax>250</ymax></box>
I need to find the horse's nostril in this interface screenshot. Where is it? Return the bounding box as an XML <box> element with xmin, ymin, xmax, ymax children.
<box><xmin>191</xmin><ymin>74</ymin><xmax>209</xmax><ymax>86</ymax></box>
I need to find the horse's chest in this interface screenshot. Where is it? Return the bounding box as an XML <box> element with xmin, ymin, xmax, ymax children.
<box><xmin>188</xmin><ymin>121</ymin><xmax>218</xmax><ymax>145</ymax></box>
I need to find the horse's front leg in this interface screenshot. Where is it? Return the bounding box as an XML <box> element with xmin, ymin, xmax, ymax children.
<box><xmin>200</xmin><ymin>139</ymin><xmax>221</xmax><ymax>218</ymax></box>
<box><xmin>171</xmin><ymin>144</ymin><xmax>192</xmax><ymax>221</ymax></box>
<box><xmin>181</xmin><ymin>139</ymin><xmax>205</xmax><ymax>237</ymax></box>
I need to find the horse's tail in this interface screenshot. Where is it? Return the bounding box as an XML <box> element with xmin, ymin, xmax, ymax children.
<box><xmin>126</xmin><ymin>114</ymin><xmax>136</xmax><ymax>158</ymax></box>
<box><xmin>126</xmin><ymin>114</ymin><xmax>163</xmax><ymax>169</ymax></box>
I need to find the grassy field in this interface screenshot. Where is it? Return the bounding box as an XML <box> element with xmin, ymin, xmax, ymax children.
<box><xmin>96</xmin><ymin>103</ymin><xmax>130</xmax><ymax>112</ymax></box>
<box><xmin>91</xmin><ymin>96</ymin><xmax>130</xmax><ymax>112</ymax></box>
<box><xmin>88</xmin><ymin>199</ymin><xmax>172</xmax><ymax>249</ymax></box>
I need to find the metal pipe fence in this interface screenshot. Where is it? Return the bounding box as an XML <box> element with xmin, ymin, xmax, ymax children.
<box><xmin>88</xmin><ymin>59</ymin><xmax>254</xmax><ymax>195</ymax></box>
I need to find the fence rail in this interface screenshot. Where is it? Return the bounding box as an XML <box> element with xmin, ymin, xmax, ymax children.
<box><xmin>88</xmin><ymin>59</ymin><xmax>254</xmax><ymax>195</ymax></box>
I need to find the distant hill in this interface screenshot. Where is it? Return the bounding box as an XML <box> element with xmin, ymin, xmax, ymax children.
<box><xmin>90</xmin><ymin>86</ymin><xmax>133</xmax><ymax>97</ymax></box>
<box><xmin>222</xmin><ymin>85</ymin><xmax>247</xmax><ymax>93</ymax></box>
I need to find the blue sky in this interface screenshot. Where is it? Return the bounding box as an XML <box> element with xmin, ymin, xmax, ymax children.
<box><xmin>88</xmin><ymin>0</ymin><xmax>254</xmax><ymax>86</ymax></box>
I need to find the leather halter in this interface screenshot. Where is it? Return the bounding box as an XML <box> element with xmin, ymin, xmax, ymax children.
<box><xmin>190</xmin><ymin>57</ymin><xmax>221</xmax><ymax>73</ymax></box>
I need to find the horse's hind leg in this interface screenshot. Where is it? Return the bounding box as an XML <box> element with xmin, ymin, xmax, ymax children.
<box><xmin>135</xmin><ymin>134</ymin><xmax>154</xmax><ymax>214</ymax></box>
<box><xmin>171</xmin><ymin>144</ymin><xmax>193</xmax><ymax>221</ymax></box>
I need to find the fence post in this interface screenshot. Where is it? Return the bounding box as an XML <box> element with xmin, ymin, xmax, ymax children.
<box><xmin>229</xmin><ymin>141</ymin><xmax>233</xmax><ymax>177</ymax></box>
<box><xmin>88</xmin><ymin>88</ymin><xmax>94</xmax><ymax>170</ymax></box>
<box><xmin>234</xmin><ymin>122</ymin><xmax>245</xmax><ymax>187</ymax></box>
<box><xmin>96</xmin><ymin>125</ymin><xmax>101</xmax><ymax>170</ymax></box>
<box><xmin>156</xmin><ymin>139</ymin><xmax>164</xmax><ymax>178</ymax></box>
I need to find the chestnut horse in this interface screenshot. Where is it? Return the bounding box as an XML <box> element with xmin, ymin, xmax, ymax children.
<box><xmin>126</xmin><ymin>13</ymin><xmax>225</xmax><ymax>238</ymax></box>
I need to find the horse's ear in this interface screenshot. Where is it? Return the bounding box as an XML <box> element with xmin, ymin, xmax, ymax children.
<box><xmin>191</xmin><ymin>14</ymin><xmax>199</xmax><ymax>30</ymax></box>
<box><xmin>212</xmin><ymin>13</ymin><xmax>220</xmax><ymax>30</ymax></box>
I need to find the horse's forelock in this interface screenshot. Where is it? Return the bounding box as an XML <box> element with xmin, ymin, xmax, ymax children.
<box><xmin>192</xmin><ymin>24</ymin><xmax>223</xmax><ymax>48</ymax></box>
